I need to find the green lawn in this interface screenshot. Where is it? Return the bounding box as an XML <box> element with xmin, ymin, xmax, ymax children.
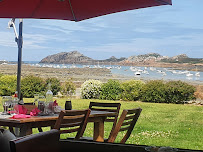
<box><xmin>1</xmin><ymin>97</ymin><xmax>203</xmax><ymax>150</ymax></box>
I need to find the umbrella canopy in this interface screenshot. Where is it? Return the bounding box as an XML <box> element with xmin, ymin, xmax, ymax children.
<box><xmin>0</xmin><ymin>0</ymin><xmax>172</xmax><ymax>21</ymax></box>
<box><xmin>0</xmin><ymin>0</ymin><xmax>172</xmax><ymax>98</ymax></box>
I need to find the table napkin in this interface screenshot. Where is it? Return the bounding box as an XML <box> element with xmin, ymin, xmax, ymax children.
<box><xmin>11</xmin><ymin>114</ymin><xmax>31</xmax><ymax>119</ymax></box>
<box><xmin>14</xmin><ymin>105</ymin><xmax>27</xmax><ymax>114</ymax></box>
<box><xmin>30</xmin><ymin>108</ymin><xmax>40</xmax><ymax>116</ymax></box>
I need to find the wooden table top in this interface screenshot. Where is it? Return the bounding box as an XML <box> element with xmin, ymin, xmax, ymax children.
<box><xmin>0</xmin><ymin>110</ymin><xmax>116</xmax><ymax>123</ymax></box>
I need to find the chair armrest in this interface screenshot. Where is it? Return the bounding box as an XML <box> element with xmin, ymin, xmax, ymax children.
<box><xmin>10</xmin><ymin>129</ymin><xmax>60</xmax><ymax>152</ymax></box>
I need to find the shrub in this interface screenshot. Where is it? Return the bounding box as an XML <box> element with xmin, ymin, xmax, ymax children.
<box><xmin>45</xmin><ymin>77</ymin><xmax>61</xmax><ymax>95</ymax></box>
<box><xmin>194</xmin><ymin>85</ymin><xmax>203</xmax><ymax>100</ymax></box>
<box><xmin>0</xmin><ymin>75</ymin><xmax>16</xmax><ymax>96</ymax></box>
<box><xmin>81</xmin><ymin>79</ymin><xmax>102</xmax><ymax>99</ymax></box>
<box><xmin>21</xmin><ymin>75</ymin><xmax>46</xmax><ymax>98</ymax></box>
<box><xmin>61</xmin><ymin>79</ymin><xmax>76</xmax><ymax>97</ymax></box>
<box><xmin>100</xmin><ymin>79</ymin><xmax>122</xmax><ymax>100</ymax></box>
<box><xmin>140</xmin><ymin>80</ymin><xmax>166</xmax><ymax>103</ymax></box>
<box><xmin>121</xmin><ymin>80</ymin><xmax>144</xmax><ymax>101</ymax></box>
<box><xmin>165</xmin><ymin>80</ymin><xmax>196</xmax><ymax>103</ymax></box>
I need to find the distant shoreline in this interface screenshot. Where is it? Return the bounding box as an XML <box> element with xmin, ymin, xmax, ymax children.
<box><xmin>4</xmin><ymin>60</ymin><xmax>203</xmax><ymax>72</ymax></box>
<box><xmin>0</xmin><ymin>64</ymin><xmax>202</xmax><ymax>86</ymax></box>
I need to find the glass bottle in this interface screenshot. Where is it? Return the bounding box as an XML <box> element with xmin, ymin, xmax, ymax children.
<box><xmin>45</xmin><ymin>83</ymin><xmax>53</xmax><ymax>115</ymax></box>
<box><xmin>12</xmin><ymin>91</ymin><xmax>19</xmax><ymax>114</ymax></box>
<box><xmin>46</xmin><ymin>83</ymin><xmax>53</xmax><ymax>102</ymax></box>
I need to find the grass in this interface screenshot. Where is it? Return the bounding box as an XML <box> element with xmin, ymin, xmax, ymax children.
<box><xmin>0</xmin><ymin>97</ymin><xmax>203</xmax><ymax>150</ymax></box>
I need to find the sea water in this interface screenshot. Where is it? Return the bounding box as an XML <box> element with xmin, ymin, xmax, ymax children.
<box><xmin>22</xmin><ymin>61</ymin><xmax>203</xmax><ymax>83</ymax></box>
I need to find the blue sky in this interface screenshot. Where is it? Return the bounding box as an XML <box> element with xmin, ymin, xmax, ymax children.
<box><xmin>0</xmin><ymin>0</ymin><xmax>202</xmax><ymax>61</ymax></box>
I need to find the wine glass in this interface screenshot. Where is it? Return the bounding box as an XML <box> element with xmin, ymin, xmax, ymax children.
<box><xmin>2</xmin><ymin>96</ymin><xmax>12</xmax><ymax>115</ymax></box>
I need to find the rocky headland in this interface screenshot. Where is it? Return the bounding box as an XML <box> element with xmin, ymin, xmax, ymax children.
<box><xmin>40</xmin><ymin>51</ymin><xmax>203</xmax><ymax>72</ymax></box>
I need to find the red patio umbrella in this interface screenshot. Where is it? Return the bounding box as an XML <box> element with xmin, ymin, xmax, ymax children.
<box><xmin>0</xmin><ymin>0</ymin><xmax>172</xmax><ymax>98</ymax></box>
<box><xmin>0</xmin><ymin>0</ymin><xmax>172</xmax><ymax>21</ymax></box>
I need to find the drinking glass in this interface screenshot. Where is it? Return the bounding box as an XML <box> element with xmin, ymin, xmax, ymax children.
<box><xmin>38</xmin><ymin>96</ymin><xmax>45</xmax><ymax>114</ymax></box>
<box><xmin>2</xmin><ymin>96</ymin><xmax>12</xmax><ymax>115</ymax></box>
<box><xmin>12</xmin><ymin>97</ymin><xmax>19</xmax><ymax>115</ymax></box>
<box><xmin>65</xmin><ymin>101</ymin><xmax>72</xmax><ymax>110</ymax></box>
<box><xmin>44</xmin><ymin>101</ymin><xmax>54</xmax><ymax>115</ymax></box>
<box><xmin>44</xmin><ymin>102</ymin><xmax>49</xmax><ymax>115</ymax></box>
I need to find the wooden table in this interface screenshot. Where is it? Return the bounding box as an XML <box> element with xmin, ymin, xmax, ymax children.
<box><xmin>0</xmin><ymin>110</ymin><xmax>116</xmax><ymax>142</ymax></box>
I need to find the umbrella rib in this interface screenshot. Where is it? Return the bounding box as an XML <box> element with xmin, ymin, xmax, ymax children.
<box><xmin>68</xmin><ymin>0</ymin><xmax>77</xmax><ymax>22</ymax></box>
<box><xmin>31</xmin><ymin>0</ymin><xmax>43</xmax><ymax>18</ymax></box>
<box><xmin>155</xmin><ymin>0</ymin><xmax>172</xmax><ymax>5</ymax></box>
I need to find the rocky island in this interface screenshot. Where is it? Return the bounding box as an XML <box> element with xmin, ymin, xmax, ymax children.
<box><xmin>40</xmin><ymin>51</ymin><xmax>203</xmax><ymax>72</ymax></box>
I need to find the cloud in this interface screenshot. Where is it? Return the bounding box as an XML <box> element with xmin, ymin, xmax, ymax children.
<box><xmin>133</xmin><ymin>27</ymin><xmax>159</xmax><ymax>33</ymax></box>
<box><xmin>30</xmin><ymin>19</ymin><xmax>109</xmax><ymax>34</ymax></box>
<box><xmin>0</xmin><ymin>31</ymin><xmax>16</xmax><ymax>47</ymax></box>
<box><xmin>76</xmin><ymin>31</ymin><xmax>203</xmax><ymax>59</ymax></box>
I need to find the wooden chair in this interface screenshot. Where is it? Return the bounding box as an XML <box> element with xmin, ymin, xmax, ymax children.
<box><xmin>107</xmin><ymin>108</ymin><xmax>142</xmax><ymax>144</ymax></box>
<box><xmin>54</xmin><ymin>109</ymin><xmax>91</xmax><ymax>140</ymax></box>
<box><xmin>89</xmin><ymin>102</ymin><xmax>121</xmax><ymax>138</ymax></box>
<box><xmin>10</xmin><ymin>129</ymin><xmax>60</xmax><ymax>152</ymax></box>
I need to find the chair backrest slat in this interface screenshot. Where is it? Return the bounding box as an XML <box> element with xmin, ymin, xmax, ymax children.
<box><xmin>122</xmin><ymin>121</ymin><xmax>132</xmax><ymax>126</ymax></box>
<box><xmin>61</xmin><ymin>116</ymin><xmax>85</xmax><ymax>124</ymax></box>
<box><xmin>90</xmin><ymin>108</ymin><xmax>118</xmax><ymax>112</ymax></box>
<box><xmin>120</xmin><ymin>126</ymin><xmax>130</xmax><ymax>132</ymax></box>
<box><xmin>107</xmin><ymin>108</ymin><xmax>142</xmax><ymax>144</ymax></box>
<box><xmin>60</xmin><ymin>122</ymin><xmax>82</xmax><ymax>128</ymax></box>
<box><xmin>89</xmin><ymin>102</ymin><xmax>121</xmax><ymax>108</ymax></box>
<box><xmin>54</xmin><ymin>109</ymin><xmax>91</xmax><ymax>140</ymax></box>
<box><xmin>124</xmin><ymin>115</ymin><xmax>135</xmax><ymax>120</ymax></box>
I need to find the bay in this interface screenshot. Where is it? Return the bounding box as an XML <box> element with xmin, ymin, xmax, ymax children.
<box><xmin>23</xmin><ymin>61</ymin><xmax>203</xmax><ymax>83</ymax></box>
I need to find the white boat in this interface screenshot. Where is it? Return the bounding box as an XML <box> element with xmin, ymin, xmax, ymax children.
<box><xmin>116</xmin><ymin>66</ymin><xmax>121</xmax><ymax>69</ymax></box>
<box><xmin>186</xmin><ymin>73</ymin><xmax>193</xmax><ymax>77</ymax></box>
<box><xmin>162</xmin><ymin>72</ymin><xmax>167</xmax><ymax>76</ymax></box>
<box><xmin>195</xmin><ymin>72</ymin><xmax>200</xmax><ymax>77</ymax></box>
<box><xmin>142</xmin><ymin>70</ymin><xmax>149</xmax><ymax>75</ymax></box>
<box><xmin>1</xmin><ymin>62</ymin><xmax>8</xmax><ymax>65</ymax></box>
<box><xmin>70</xmin><ymin>64</ymin><xmax>77</xmax><ymax>68</ymax></box>
<box><xmin>149</xmin><ymin>67</ymin><xmax>156</xmax><ymax>71</ymax></box>
<box><xmin>106</xmin><ymin>62</ymin><xmax>112</xmax><ymax>69</ymax></box>
<box><xmin>130</xmin><ymin>66</ymin><xmax>137</xmax><ymax>71</ymax></box>
<box><xmin>157</xmin><ymin>70</ymin><xmax>163</xmax><ymax>73</ymax></box>
<box><xmin>106</xmin><ymin>66</ymin><xmax>112</xmax><ymax>69</ymax></box>
<box><xmin>138</xmin><ymin>69</ymin><xmax>143</xmax><ymax>72</ymax></box>
<box><xmin>134</xmin><ymin>72</ymin><xmax>141</xmax><ymax>76</ymax></box>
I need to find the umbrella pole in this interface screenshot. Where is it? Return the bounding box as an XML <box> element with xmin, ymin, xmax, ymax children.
<box><xmin>17</xmin><ymin>19</ymin><xmax>23</xmax><ymax>99</ymax></box>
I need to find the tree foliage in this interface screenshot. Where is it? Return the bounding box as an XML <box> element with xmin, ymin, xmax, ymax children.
<box><xmin>21</xmin><ymin>75</ymin><xmax>46</xmax><ymax>98</ymax></box>
<box><xmin>61</xmin><ymin>79</ymin><xmax>76</xmax><ymax>97</ymax></box>
<box><xmin>121</xmin><ymin>80</ymin><xmax>144</xmax><ymax>101</ymax></box>
<box><xmin>0</xmin><ymin>75</ymin><xmax>17</xmax><ymax>96</ymax></box>
<box><xmin>140</xmin><ymin>80</ymin><xmax>166</xmax><ymax>103</ymax></box>
<box><xmin>45</xmin><ymin>77</ymin><xmax>61</xmax><ymax>95</ymax></box>
<box><xmin>100</xmin><ymin>79</ymin><xmax>122</xmax><ymax>100</ymax></box>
